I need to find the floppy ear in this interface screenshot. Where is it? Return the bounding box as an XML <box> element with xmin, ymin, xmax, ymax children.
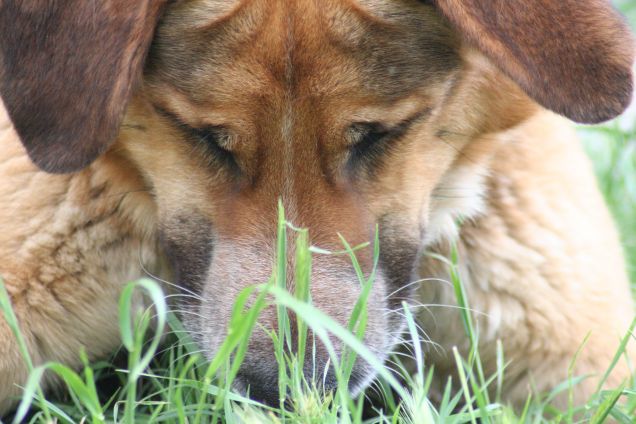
<box><xmin>433</xmin><ymin>0</ymin><xmax>635</xmax><ymax>124</ymax></box>
<box><xmin>0</xmin><ymin>1</ymin><xmax>166</xmax><ymax>173</ymax></box>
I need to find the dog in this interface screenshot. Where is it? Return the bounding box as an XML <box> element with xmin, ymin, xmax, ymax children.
<box><xmin>1</xmin><ymin>0</ymin><xmax>635</xmax><ymax>415</ymax></box>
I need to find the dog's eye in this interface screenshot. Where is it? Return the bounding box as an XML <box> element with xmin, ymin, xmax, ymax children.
<box><xmin>347</xmin><ymin>122</ymin><xmax>394</xmax><ymax>169</ymax></box>
<box><xmin>346</xmin><ymin>109</ymin><xmax>432</xmax><ymax>173</ymax></box>
<box><xmin>190</xmin><ymin>126</ymin><xmax>239</xmax><ymax>172</ymax></box>
<box><xmin>154</xmin><ymin>105</ymin><xmax>240</xmax><ymax>173</ymax></box>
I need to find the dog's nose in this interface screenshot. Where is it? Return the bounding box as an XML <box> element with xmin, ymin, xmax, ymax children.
<box><xmin>234</xmin><ymin>358</ymin><xmax>364</xmax><ymax>406</ymax></box>
<box><xmin>234</xmin><ymin>369</ymin><xmax>281</xmax><ymax>406</ymax></box>
<box><xmin>236</xmin><ymin>371</ymin><xmax>339</xmax><ymax>406</ymax></box>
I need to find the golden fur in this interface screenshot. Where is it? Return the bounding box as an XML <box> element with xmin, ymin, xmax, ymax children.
<box><xmin>0</xmin><ymin>0</ymin><xmax>635</xmax><ymax>414</ymax></box>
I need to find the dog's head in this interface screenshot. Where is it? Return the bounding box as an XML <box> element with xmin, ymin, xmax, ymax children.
<box><xmin>1</xmin><ymin>0</ymin><xmax>634</xmax><ymax>403</ymax></box>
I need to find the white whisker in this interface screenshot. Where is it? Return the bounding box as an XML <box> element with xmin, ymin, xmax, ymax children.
<box><xmin>137</xmin><ymin>254</ymin><xmax>203</xmax><ymax>300</ymax></box>
<box><xmin>383</xmin><ymin>277</ymin><xmax>452</xmax><ymax>301</ymax></box>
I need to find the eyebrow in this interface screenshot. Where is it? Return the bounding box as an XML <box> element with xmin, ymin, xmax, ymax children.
<box><xmin>151</xmin><ymin>103</ymin><xmax>202</xmax><ymax>132</ymax></box>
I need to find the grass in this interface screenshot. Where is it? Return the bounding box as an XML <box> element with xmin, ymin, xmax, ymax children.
<box><xmin>2</xmin><ymin>190</ymin><xmax>636</xmax><ymax>423</ymax></box>
<box><xmin>2</xmin><ymin>3</ymin><xmax>636</xmax><ymax>422</ymax></box>
<box><xmin>580</xmin><ymin>119</ymin><xmax>636</xmax><ymax>286</ymax></box>
<box><xmin>588</xmin><ymin>1</ymin><xmax>636</xmax><ymax>287</ymax></box>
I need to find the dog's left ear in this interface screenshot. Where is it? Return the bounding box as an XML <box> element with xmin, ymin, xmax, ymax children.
<box><xmin>434</xmin><ymin>0</ymin><xmax>635</xmax><ymax>124</ymax></box>
<box><xmin>0</xmin><ymin>1</ymin><xmax>166</xmax><ymax>173</ymax></box>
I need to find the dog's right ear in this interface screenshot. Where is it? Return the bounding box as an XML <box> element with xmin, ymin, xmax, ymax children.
<box><xmin>433</xmin><ymin>0</ymin><xmax>635</xmax><ymax>124</ymax></box>
<box><xmin>0</xmin><ymin>1</ymin><xmax>167</xmax><ymax>173</ymax></box>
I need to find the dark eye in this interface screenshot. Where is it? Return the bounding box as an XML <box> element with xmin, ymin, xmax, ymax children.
<box><xmin>190</xmin><ymin>126</ymin><xmax>239</xmax><ymax>171</ymax></box>
<box><xmin>153</xmin><ymin>105</ymin><xmax>240</xmax><ymax>173</ymax></box>
<box><xmin>346</xmin><ymin>109</ymin><xmax>431</xmax><ymax>172</ymax></box>
<box><xmin>347</xmin><ymin>122</ymin><xmax>394</xmax><ymax>169</ymax></box>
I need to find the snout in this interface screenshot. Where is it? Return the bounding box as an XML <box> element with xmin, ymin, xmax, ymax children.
<box><xmin>190</xmin><ymin>241</ymin><xmax>394</xmax><ymax>402</ymax></box>
<box><xmin>230</xmin><ymin>300</ymin><xmax>382</xmax><ymax>406</ymax></box>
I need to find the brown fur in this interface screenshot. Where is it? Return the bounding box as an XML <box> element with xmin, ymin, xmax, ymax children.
<box><xmin>0</xmin><ymin>0</ymin><xmax>166</xmax><ymax>172</ymax></box>
<box><xmin>0</xmin><ymin>0</ymin><xmax>635</xmax><ymax>414</ymax></box>
<box><xmin>434</xmin><ymin>0</ymin><xmax>635</xmax><ymax>123</ymax></box>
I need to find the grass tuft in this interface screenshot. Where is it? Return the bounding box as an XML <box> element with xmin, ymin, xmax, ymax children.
<box><xmin>3</xmin><ymin>195</ymin><xmax>634</xmax><ymax>423</ymax></box>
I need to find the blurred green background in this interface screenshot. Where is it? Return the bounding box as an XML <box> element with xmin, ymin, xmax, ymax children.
<box><xmin>619</xmin><ymin>0</ymin><xmax>636</xmax><ymax>21</ymax></box>
<box><xmin>580</xmin><ymin>0</ymin><xmax>636</xmax><ymax>285</ymax></box>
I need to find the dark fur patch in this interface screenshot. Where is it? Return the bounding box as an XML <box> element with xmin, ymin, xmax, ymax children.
<box><xmin>434</xmin><ymin>0</ymin><xmax>635</xmax><ymax>123</ymax></box>
<box><xmin>0</xmin><ymin>1</ymin><xmax>166</xmax><ymax>173</ymax></box>
<box><xmin>377</xmin><ymin>215</ymin><xmax>421</xmax><ymax>312</ymax></box>
<box><xmin>159</xmin><ymin>214</ymin><xmax>214</xmax><ymax>298</ymax></box>
<box><xmin>330</xmin><ymin>3</ymin><xmax>461</xmax><ymax>100</ymax></box>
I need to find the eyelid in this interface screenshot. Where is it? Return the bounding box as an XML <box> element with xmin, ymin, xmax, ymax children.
<box><xmin>154</xmin><ymin>104</ymin><xmax>234</xmax><ymax>148</ymax></box>
<box><xmin>348</xmin><ymin>122</ymin><xmax>390</xmax><ymax>144</ymax></box>
<box><xmin>349</xmin><ymin>106</ymin><xmax>432</xmax><ymax>145</ymax></box>
<box><xmin>346</xmin><ymin>107</ymin><xmax>432</xmax><ymax>174</ymax></box>
<box><xmin>153</xmin><ymin>104</ymin><xmax>240</xmax><ymax>173</ymax></box>
<box><xmin>190</xmin><ymin>125</ymin><xmax>234</xmax><ymax>150</ymax></box>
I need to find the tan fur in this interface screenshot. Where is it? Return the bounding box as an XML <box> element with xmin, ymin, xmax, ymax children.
<box><xmin>0</xmin><ymin>102</ymin><xmax>162</xmax><ymax>413</ymax></box>
<box><xmin>419</xmin><ymin>111</ymin><xmax>635</xmax><ymax>407</ymax></box>
<box><xmin>0</xmin><ymin>0</ymin><xmax>634</xmax><ymax>415</ymax></box>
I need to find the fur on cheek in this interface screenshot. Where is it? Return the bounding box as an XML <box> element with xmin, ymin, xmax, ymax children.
<box><xmin>422</xmin><ymin>164</ymin><xmax>489</xmax><ymax>246</ymax></box>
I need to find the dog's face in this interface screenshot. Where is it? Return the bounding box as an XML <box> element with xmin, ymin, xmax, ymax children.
<box><xmin>1</xmin><ymin>0</ymin><xmax>634</xmax><ymax>404</ymax></box>
<box><xmin>124</xmin><ymin>0</ymin><xmax>467</xmax><ymax>399</ymax></box>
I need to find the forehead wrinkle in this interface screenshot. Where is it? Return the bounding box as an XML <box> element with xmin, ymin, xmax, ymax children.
<box><xmin>146</xmin><ymin>0</ymin><xmax>276</xmax><ymax>101</ymax></box>
<box><xmin>347</xmin><ymin>0</ymin><xmax>427</xmax><ymax>25</ymax></box>
<box><xmin>321</xmin><ymin>2</ymin><xmax>460</xmax><ymax>99</ymax></box>
<box><xmin>165</xmin><ymin>0</ymin><xmax>267</xmax><ymax>46</ymax></box>
<box><xmin>169</xmin><ymin>0</ymin><xmax>245</xmax><ymax>29</ymax></box>
<box><xmin>148</xmin><ymin>0</ymin><xmax>459</xmax><ymax>108</ymax></box>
